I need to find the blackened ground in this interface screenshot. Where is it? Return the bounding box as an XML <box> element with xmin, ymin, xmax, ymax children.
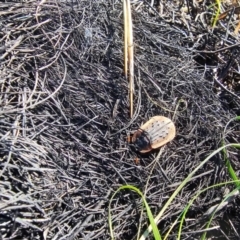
<box><xmin>0</xmin><ymin>1</ymin><xmax>240</xmax><ymax>240</ymax></box>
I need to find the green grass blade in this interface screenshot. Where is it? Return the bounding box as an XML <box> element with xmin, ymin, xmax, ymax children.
<box><xmin>222</xmin><ymin>142</ymin><xmax>240</xmax><ymax>187</ymax></box>
<box><xmin>222</xmin><ymin>116</ymin><xmax>240</xmax><ymax>188</ymax></box>
<box><xmin>108</xmin><ymin>185</ymin><xmax>162</xmax><ymax>240</ymax></box>
<box><xmin>177</xmin><ymin>180</ymin><xmax>240</xmax><ymax>240</ymax></box>
<box><xmin>140</xmin><ymin>143</ymin><xmax>239</xmax><ymax>240</ymax></box>
<box><xmin>201</xmin><ymin>187</ymin><xmax>240</xmax><ymax>239</ymax></box>
<box><xmin>212</xmin><ymin>0</ymin><xmax>221</xmax><ymax>28</ymax></box>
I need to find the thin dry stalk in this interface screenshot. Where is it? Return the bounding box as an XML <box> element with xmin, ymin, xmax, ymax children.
<box><xmin>124</xmin><ymin>0</ymin><xmax>134</xmax><ymax>118</ymax></box>
<box><xmin>123</xmin><ymin>0</ymin><xmax>128</xmax><ymax>79</ymax></box>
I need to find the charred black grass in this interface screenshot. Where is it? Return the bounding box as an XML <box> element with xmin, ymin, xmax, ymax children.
<box><xmin>0</xmin><ymin>1</ymin><xmax>240</xmax><ymax>239</ymax></box>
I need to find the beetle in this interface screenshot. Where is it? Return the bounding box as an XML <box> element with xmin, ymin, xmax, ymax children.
<box><xmin>132</xmin><ymin>116</ymin><xmax>176</xmax><ymax>153</ymax></box>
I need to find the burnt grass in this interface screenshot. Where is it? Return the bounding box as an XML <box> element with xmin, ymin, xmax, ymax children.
<box><xmin>0</xmin><ymin>1</ymin><xmax>240</xmax><ymax>240</ymax></box>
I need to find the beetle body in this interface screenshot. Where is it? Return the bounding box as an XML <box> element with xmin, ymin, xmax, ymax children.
<box><xmin>132</xmin><ymin>116</ymin><xmax>176</xmax><ymax>153</ymax></box>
